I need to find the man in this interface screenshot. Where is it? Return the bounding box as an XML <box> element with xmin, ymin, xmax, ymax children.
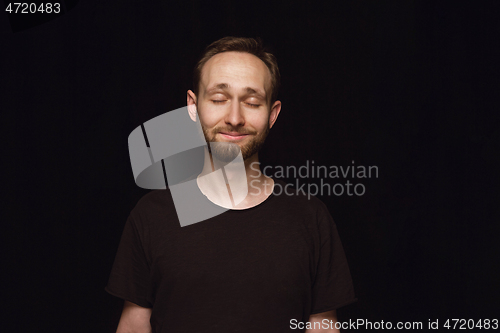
<box><xmin>106</xmin><ymin>36</ymin><xmax>356</xmax><ymax>333</ymax></box>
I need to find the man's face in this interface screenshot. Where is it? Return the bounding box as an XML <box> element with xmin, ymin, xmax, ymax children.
<box><xmin>193</xmin><ymin>51</ymin><xmax>279</xmax><ymax>161</ymax></box>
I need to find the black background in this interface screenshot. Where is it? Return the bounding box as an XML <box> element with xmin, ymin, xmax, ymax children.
<box><xmin>2</xmin><ymin>0</ymin><xmax>499</xmax><ymax>332</ymax></box>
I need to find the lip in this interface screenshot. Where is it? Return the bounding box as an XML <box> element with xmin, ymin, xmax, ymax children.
<box><xmin>218</xmin><ymin>132</ymin><xmax>249</xmax><ymax>140</ymax></box>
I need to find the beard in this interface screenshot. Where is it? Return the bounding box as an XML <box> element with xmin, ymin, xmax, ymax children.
<box><xmin>201</xmin><ymin>123</ymin><xmax>270</xmax><ymax>162</ymax></box>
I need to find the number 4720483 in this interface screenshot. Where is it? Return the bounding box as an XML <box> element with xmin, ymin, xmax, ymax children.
<box><xmin>5</xmin><ymin>3</ymin><xmax>61</xmax><ymax>14</ymax></box>
<box><xmin>444</xmin><ymin>319</ymin><xmax>498</xmax><ymax>330</ymax></box>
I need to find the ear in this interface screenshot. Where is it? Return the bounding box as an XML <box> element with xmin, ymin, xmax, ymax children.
<box><xmin>187</xmin><ymin>90</ymin><xmax>197</xmax><ymax>122</ymax></box>
<box><xmin>268</xmin><ymin>100</ymin><xmax>282</xmax><ymax>129</ymax></box>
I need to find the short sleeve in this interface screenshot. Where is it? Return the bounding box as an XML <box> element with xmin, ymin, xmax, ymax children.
<box><xmin>311</xmin><ymin>203</ymin><xmax>357</xmax><ymax>314</ymax></box>
<box><xmin>105</xmin><ymin>214</ymin><xmax>153</xmax><ymax>308</ymax></box>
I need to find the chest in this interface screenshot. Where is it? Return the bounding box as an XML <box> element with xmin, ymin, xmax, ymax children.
<box><xmin>149</xmin><ymin>218</ymin><xmax>317</xmax><ymax>294</ymax></box>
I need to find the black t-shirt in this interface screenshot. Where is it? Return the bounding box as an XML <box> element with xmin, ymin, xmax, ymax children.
<box><xmin>105</xmin><ymin>178</ymin><xmax>356</xmax><ymax>332</ymax></box>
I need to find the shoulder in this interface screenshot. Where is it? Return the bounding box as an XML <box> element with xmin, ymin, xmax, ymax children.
<box><xmin>129</xmin><ymin>188</ymin><xmax>179</xmax><ymax>229</ymax></box>
<box><xmin>272</xmin><ymin>178</ymin><xmax>333</xmax><ymax>224</ymax></box>
<box><xmin>134</xmin><ymin>189</ymin><xmax>173</xmax><ymax>210</ymax></box>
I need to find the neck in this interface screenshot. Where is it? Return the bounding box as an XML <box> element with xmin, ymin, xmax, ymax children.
<box><xmin>197</xmin><ymin>146</ymin><xmax>274</xmax><ymax>209</ymax></box>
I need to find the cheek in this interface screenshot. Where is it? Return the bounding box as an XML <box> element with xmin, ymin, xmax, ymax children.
<box><xmin>246</xmin><ymin>113</ymin><xmax>270</xmax><ymax>130</ymax></box>
<box><xmin>198</xmin><ymin>108</ymin><xmax>220</xmax><ymax>128</ymax></box>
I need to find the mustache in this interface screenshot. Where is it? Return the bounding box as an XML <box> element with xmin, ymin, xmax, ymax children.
<box><xmin>211</xmin><ymin>127</ymin><xmax>256</xmax><ymax>135</ymax></box>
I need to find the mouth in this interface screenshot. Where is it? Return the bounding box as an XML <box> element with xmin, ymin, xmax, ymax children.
<box><xmin>218</xmin><ymin>132</ymin><xmax>249</xmax><ymax>141</ymax></box>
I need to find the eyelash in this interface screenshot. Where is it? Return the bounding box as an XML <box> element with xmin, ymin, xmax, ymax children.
<box><xmin>212</xmin><ymin>100</ymin><xmax>260</xmax><ymax>108</ymax></box>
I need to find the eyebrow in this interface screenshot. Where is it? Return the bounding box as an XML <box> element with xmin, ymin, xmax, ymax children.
<box><xmin>206</xmin><ymin>83</ymin><xmax>267</xmax><ymax>100</ymax></box>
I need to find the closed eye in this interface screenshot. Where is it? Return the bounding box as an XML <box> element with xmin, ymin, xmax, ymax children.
<box><xmin>212</xmin><ymin>100</ymin><xmax>260</xmax><ymax>108</ymax></box>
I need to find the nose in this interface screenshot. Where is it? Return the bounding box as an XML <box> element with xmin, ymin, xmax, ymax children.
<box><xmin>224</xmin><ymin>101</ymin><xmax>245</xmax><ymax>127</ymax></box>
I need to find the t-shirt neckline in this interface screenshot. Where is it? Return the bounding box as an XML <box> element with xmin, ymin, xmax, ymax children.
<box><xmin>229</xmin><ymin>177</ymin><xmax>277</xmax><ymax>212</ymax></box>
<box><xmin>200</xmin><ymin>177</ymin><xmax>278</xmax><ymax>213</ymax></box>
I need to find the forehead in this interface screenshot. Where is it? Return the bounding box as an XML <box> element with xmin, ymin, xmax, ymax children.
<box><xmin>200</xmin><ymin>51</ymin><xmax>271</xmax><ymax>94</ymax></box>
